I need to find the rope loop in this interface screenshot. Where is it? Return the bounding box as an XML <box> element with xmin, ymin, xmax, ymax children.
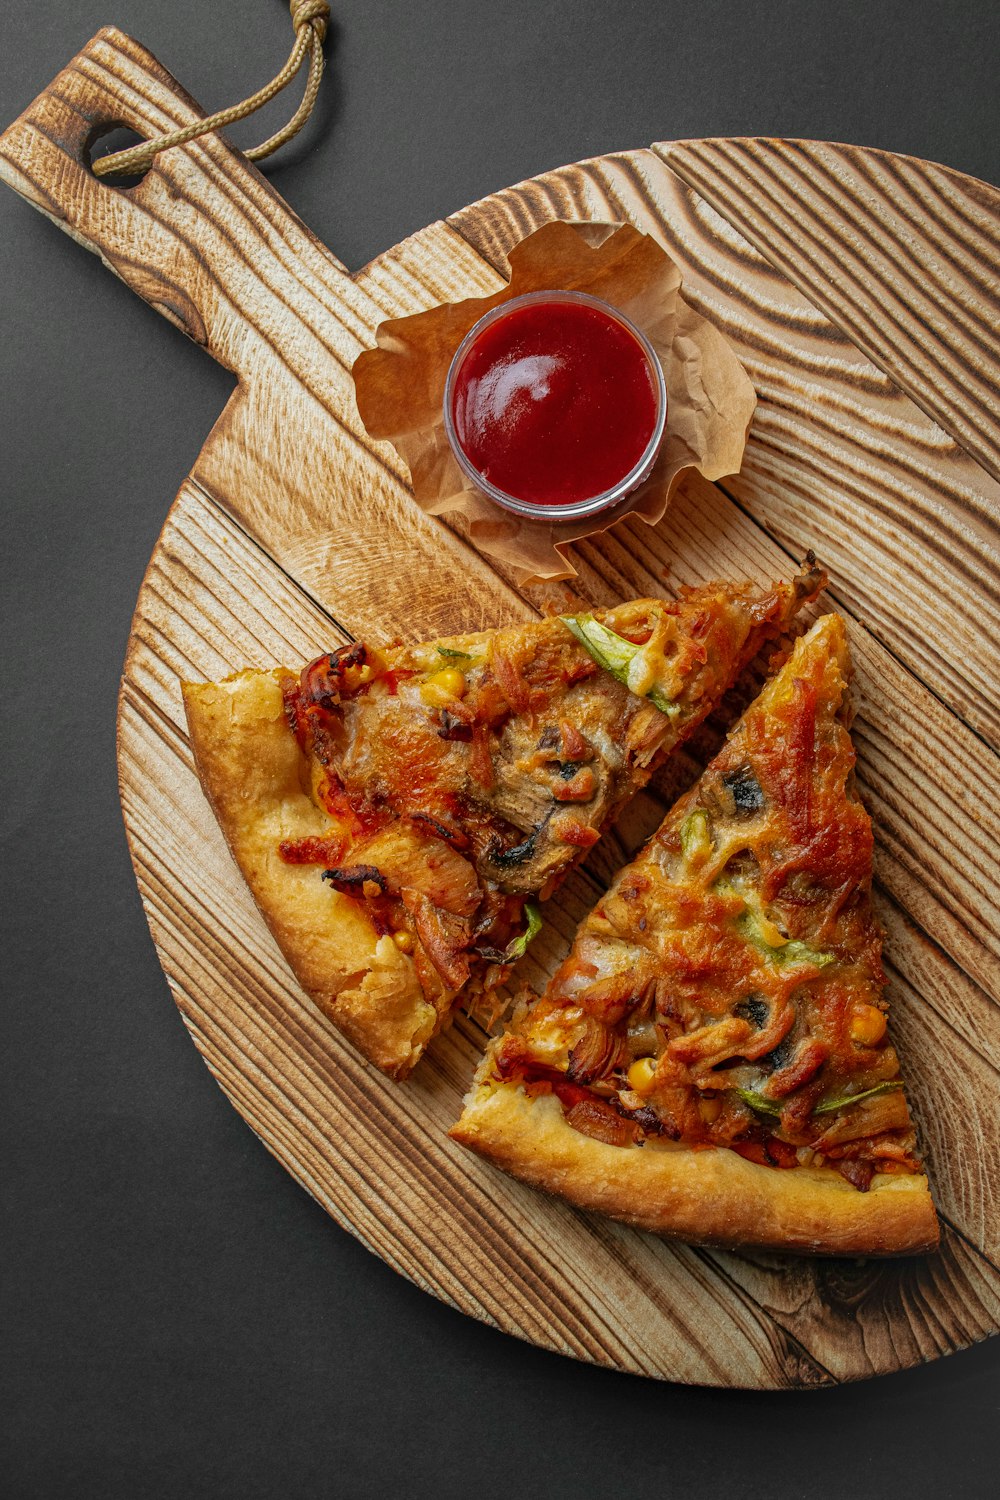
<box><xmin>92</xmin><ymin>2</ymin><xmax>332</xmax><ymax>180</ymax></box>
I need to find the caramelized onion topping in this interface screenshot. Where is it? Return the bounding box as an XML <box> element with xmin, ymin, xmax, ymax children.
<box><xmin>563</xmin><ymin>1098</ymin><xmax>637</xmax><ymax>1148</ymax></box>
<box><xmin>566</xmin><ymin>1016</ymin><xmax>625</xmax><ymax>1084</ymax></box>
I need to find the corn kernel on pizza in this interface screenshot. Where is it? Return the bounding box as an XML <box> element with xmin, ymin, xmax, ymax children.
<box><xmin>183</xmin><ymin>572</ymin><xmax>820</xmax><ymax>1078</ymax></box>
<box><xmin>452</xmin><ymin>615</ymin><xmax>938</xmax><ymax>1256</ymax></box>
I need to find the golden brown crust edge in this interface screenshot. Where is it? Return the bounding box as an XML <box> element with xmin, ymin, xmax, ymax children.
<box><xmin>450</xmin><ymin>1074</ymin><xmax>939</xmax><ymax>1257</ymax></box>
<box><xmin>182</xmin><ymin>671</ymin><xmax>445</xmax><ymax>1079</ymax></box>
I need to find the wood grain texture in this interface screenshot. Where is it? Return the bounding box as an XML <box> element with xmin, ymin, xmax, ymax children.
<box><xmin>660</xmin><ymin>138</ymin><xmax>1000</xmax><ymax>488</ymax></box>
<box><xmin>0</xmin><ymin>27</ymin><xmax>524</xmax><ymax>643</ymax></box>
<box><xmin>446</xmin><ymin>150</ymin><xmax>1000</xmax><ymax>750</ymax></box>
<box><xmin>119</xmin><ymin>482</ymin><xmax>1000</xmax><ymax>1386</ymax></box>
<box><xmin>3</xmin><ymin>28</ymin><xmax>999</xmax><ymax>1387</ymax></box>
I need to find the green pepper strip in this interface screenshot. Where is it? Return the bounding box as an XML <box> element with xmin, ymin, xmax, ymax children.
<box><xmin>736</xmin><ymin>1088</ymin><xmax>782</xmax><ymax>1118</ymax></box>
<box><xmin>680</xmin><ymin>809</ymin><xmax>712</xmax><ymax>862</ymax></box>
<box><xmin>560</xmin><ymin>615</ymin><xmax>680</xmax><ymax>717</ymax></box>
<box><xmin>737</xmin><ymin>908</ymin><xmax>835</xmax><ymax>970</ymax></box>
<box><xmin>812</xmin><ymin>1080</ymin><xmax>904</xmax><ymax>1115</ymax></box>
<box><xmin>737</xmin><ymin>1079</ymin><xmax>904</xmax><ymax>1121</ymax></box>
<box><xmin>504</xmin><ymin>902</ymin><xmax>543</xmax><ymax>962</ymax></box>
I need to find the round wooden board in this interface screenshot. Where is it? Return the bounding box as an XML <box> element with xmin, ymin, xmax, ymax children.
<box><xmin>3</xmin><ymin>29</ymin><xmax>999</xmax><ymax>1388</ymax></box>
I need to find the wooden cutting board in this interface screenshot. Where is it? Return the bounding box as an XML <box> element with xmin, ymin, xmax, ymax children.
<box><xmin>3</xmin><ymin>27</ymin><xmax>998</xmax><ymax>1389</ymax></box>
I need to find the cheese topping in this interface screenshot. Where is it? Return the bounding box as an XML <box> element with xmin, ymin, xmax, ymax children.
<box><xmin>496</xmin><ymin>616</ymin><xmax>923</xmax><ymax>1193</ymax></box>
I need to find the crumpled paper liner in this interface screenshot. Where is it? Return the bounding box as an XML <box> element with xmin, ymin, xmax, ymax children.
<box><xmin>353</xmin><ymin>221</ymin><xmax>756</xmax><ymax>584</ymax></box>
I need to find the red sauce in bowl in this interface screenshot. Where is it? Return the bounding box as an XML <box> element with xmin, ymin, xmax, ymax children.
<box><xmin>445</xmin><ymin>293</ymin><xmax>665</xmax><ymax>517</ymax></box>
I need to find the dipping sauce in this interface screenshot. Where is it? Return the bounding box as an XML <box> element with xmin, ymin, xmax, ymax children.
<box><xmin>444</xmin><ymin>291</ymin><xmax>665</xmax><ymax>518</ymax></box>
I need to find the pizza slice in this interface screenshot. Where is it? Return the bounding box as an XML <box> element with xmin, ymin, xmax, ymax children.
<box><xmin>182</xmin><ymin>569</ymin><xmax>822</xmax><ymax>1079</ymax></box>
<box><xmin>451</xmin><ymin>613</ymin><xmax>938</xmax><ymax>1255</ymax></box>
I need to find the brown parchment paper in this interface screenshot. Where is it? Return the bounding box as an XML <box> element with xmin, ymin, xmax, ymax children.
<box><xmin>352</xmin><ymin>221</ymin><xmax>756</xmax><ymax>584</ymax></box>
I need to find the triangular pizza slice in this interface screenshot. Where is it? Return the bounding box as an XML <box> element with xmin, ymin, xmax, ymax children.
<box><xmin>451</xmin><ymin>614</ymin><xmax>938</xmax><ymax>1255</ymax></box>
<box><xmin>183</xmin><ymin>570</ymin><xmax>821</xmax><ymax>1079</ymax></box>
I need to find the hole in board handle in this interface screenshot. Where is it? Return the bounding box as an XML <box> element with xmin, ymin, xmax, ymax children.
<box><xmin>85</xmin><ymin>124</ymin><xmax>152</xmax><ymax>188</ymax></box>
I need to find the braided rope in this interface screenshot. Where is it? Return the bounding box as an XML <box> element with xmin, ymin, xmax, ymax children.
<box><xmin>92</xmin><ymin>2</ymin><xmax>330</xmax><ymax>179</ymax></box>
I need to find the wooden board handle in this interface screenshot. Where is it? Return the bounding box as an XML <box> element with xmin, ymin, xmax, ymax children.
<box><xmin>0</xmin><ymin>27</ymin><xmax>350</xmax><ymax>377</ymax></box>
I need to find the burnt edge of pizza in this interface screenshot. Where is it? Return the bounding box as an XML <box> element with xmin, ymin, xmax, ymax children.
<box><xmin>182</xmin><ymin>569</ymin><xmax>822</xmax><ymax>1078</ymax></box>
<box><xmin>451</xmin><ymin>614</ymin><xmax>939</xmax><ymax>1257</ymax></box>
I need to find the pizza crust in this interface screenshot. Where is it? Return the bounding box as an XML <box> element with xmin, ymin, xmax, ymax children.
<box><xmin>451</xmin><ymin>1070</ymin><xmax>939</xmax><ymax>1256</ymax></box>
<box><xmin>182</xmin><ymin>670</ymin><xmax>446</xmax><ymax>1078</ymax></box>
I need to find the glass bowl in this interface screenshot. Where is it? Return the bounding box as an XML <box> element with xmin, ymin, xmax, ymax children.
<box><xmin>442</xmin><ymin>289</ymin><xmax>667</xmax><ymax>522</ymax></box>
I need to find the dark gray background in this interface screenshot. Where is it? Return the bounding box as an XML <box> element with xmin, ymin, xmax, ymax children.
<box><xmin>3</xmin><ymin>2</ymin><xmax>999</xmax><ymax>1496</ymax></box>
